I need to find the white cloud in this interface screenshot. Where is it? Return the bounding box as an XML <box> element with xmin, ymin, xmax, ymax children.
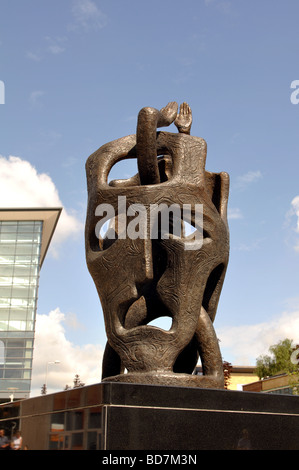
<box><xmin>26</xmin><ymin>51</ymin><xmax>42</xmax><ymax>62</ymax></box>
<box><xmin>70</xmin><ymin>0</ymin><xmax>107</xmax><ymax>31</ymax></box>
<box><xmin>26</xmin><ymin>37</ymin><xmax>66</xmax><ymax>62</ymax></box>
<box><xmin>228</xmin><ymin>207</ymin><xmax>243</xmax><ymax>220</ymax></box>
<box><xmin>235</xmin><ymin>170</ymin><xmax>262</xmax><ymax>190</ymax></box>
<box><xmin>31</xmin><ymin>308</ymin><xmax>103</xmax><ymax>397</ymax></box>
<box><xmin>291</xmin><ymin>196</ymin><xmax>299</xmax><ymax>251</ymax></box>
<box><xmin>48</xmin><ymin>45</ymin><xmax>65</xmax><ymax>55</ymax></box>
<box><xmin>0</xmin><ymin>155</ymin><xmax>83</xmax><ymax>255</ymax></box>
<box><xmin>218</xmin><ymin>309</ymin><xmax>299</xmax><ymax>365</ymax></box>
<box><xmin>291</xmin><ymin>196</ymin><xmax>299</xmax><ymax>224</ymax></box>
<box><xmin>45</xmin><ymin>36</ymin><xmax>67</xmax><ymax>55</ymax></box>
<box><xmin>285</xmin><ymin>196</ymin><xmax>299</xmax><ymax>252</ymax></box>
<box><xmin>204</xmin><ymin>0</ymin><xmax>233</xmax><ymax>14</ymax></box>
<box><xmin>234</xmin><ymin>238</ymin><xmax>265</xmax><ymax>252</ymax></box>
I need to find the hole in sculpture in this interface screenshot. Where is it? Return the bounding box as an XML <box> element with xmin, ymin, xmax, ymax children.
<box><xmin>98</xmin><ymin>219</ymin><xmax>110</xmax><ymax>239</ymax></box>
<box><xmin>202</xmin><ymin>264</ymin><xmax>225</xmax><ymax>313</ymax></box>
<box><xmin>108</xmin><ymin>159</ymin><xmax>138</xmax><ymax>185</ymax></box>
<box><xmin>93</xmin><ymin>216</ymin><xmax>119</xmax><ymax>251</ymax></box>
<box><xmin>147</xmin><ymin>316</ymin><xmax>172</xmax><ymax>331</ymax></box>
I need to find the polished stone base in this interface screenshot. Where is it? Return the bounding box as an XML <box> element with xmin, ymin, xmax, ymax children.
<box><xmin>1</xmin><ymin>381</ymin><xmax>298</xmax><ymax>450</ymax></box>
<box><xmin>102</xmin><ymin>382</ymin><xmax>299</xmax><ymax>450</ymax></box>
<box><xmin>103</xmin><ymin>370</ymin><xmax>223</xmax><ymax>388</ymax></box>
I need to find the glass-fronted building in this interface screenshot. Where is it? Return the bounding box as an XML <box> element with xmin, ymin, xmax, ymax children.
<box><xmin>0</xmin><ymin>208</ymin><xmax>61</xmax><ymax>402</ymax></box>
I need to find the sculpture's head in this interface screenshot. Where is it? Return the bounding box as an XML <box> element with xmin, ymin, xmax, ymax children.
<box><xmin>85</xmin><ymin>104</ymin><xmax>229</xmax><ymax>387</ymax></box>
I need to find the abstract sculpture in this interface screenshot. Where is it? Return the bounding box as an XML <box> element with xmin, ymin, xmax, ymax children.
<box><xmin>85</xmin><ymin>102</ymin><xmax>229</xmax><ymax>388</ymax></box>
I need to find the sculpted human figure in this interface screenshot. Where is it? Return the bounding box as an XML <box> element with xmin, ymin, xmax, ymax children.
<box><xmin>85</xmin><ymin>102</ymin><xmax>229</xmax><ymax>388</ymax></box>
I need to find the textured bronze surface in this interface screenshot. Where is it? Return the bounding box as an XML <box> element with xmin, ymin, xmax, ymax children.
<box><xmin>85</xmin><ymin>102</ymin><xmax>229</xmax><ymax>388</ymax></box>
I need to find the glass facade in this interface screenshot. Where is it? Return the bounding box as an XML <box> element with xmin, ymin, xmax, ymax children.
<box><xmin>48</xmin><ymin>407</ymin><xmax>103</xmax><ymax>450</ymax></box>
<box><xmin>0</xmin><ymin>220</ymin><xmax>43</xmax><ymax>400</ymax></box>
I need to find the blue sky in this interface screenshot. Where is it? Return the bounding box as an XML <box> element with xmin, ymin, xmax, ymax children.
<box><xmin>1</xmin><ymin>0</ymin><xmax>299</xmax><ymax>394</ymax></box>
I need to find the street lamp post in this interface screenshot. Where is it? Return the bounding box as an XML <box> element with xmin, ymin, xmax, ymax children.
<box><xmin>43</xmin><ymin>360</ymin><xmax>60</xmax><ymax>394</ymax></box>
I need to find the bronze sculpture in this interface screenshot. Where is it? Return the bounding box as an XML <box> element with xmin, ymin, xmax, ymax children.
<box><xmin>85</xmin><ymin>102</ymin><xmax>229</xmax><ymax>388</ymax></box>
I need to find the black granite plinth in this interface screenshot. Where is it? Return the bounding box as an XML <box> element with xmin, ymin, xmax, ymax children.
<box><xmin>1</xmin><ymin>381</ymin><xmax>298</xmax><ymax>450</ymax></box>
<box><xmin>103</xmin><ymin>382</ymin><xmax>299</xmax><ymax>450</ymax></box>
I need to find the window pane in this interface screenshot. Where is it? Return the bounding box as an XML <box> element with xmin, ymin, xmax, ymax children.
<box><xmin>0</xmin><ymin>265</ymin><xmax>14</xmax><ymax>276</ymax></box>
<box><xmin>25</xmin><ymin>310</ymin><xmax>35</xmax><ymax>321</ymax></box>
<box><xmin>51</xmin><ymin>413</ymin><xmax>65</xmax><ymax>432</ymax></box>
<box><xmin>6</xmin><ymin>340</ymin><xmax>25</xmax><ymax>348</ymax></box>
<box><xmin>11</xmin><ymin>286</ymin><xmax>36</xmax><ymax>298</ymax></box>
<box><xmin>10</xmin><ymin>298</ymin><xmax>36</xmax><ymax>308</ymax></box>
<box><xmin>0</xmin><ymin>378</ymin><xmax>30</xmax><ymax>392</ymax></box>
<box><xmin>88</xmin><ymin>410</ymin><xmax>102</xmax><ymax>429</ymax></box>
<box><xmin>9</xmin><ymin>311</ymin><xmax>26</xmax><ymax>321</ymax></box>
<box><xmin>5</xmin><ymin>368</ymin><xmax>23</xmax><ymax>378</ymax></box>
<box><xmin>16</xmin><ymin>232</ymin><xmax>41</xmax><ymax>243</ymax></box>
<box><xmin>26</xmin><ymin>321</ymin><xmax>34</xmax><ymax>331</ymax></box>
<box><xmin>0</xmin><ymin>308</ymin><xmax>10</xmax><ymax>317</ymax></box>
<box><xmin>15</xmin><ymin>245</ymin><xmax>33</xmax><ymax>255</ymax></box>
<box><xmin>9</xmin><ymin>306</ymin><xmax>30</xmax><ymax>315</ymax></box>
<box><xmin>0</xmin><ymin>321</ymin><xmax>8</xmax><ymax>331</ymax></box>
<box><xmin>66</xmin><ymin>411</ymin><xmax>83</xmax><ymax>431</ymax></box>
<box><xmin>0</xmin><ymin>312</ymin><xmax>9</xmax><ymax>321</ymax></box>
<box><xmin>0</xmin><ymin>340</ymin><xmax>4</xmax><ymax>364</ymax></box>
<box><xmin>15</xmin><ymin>255</ymin><xmax>39</xmax><ymax>265</ymax></box>
<box><xmin>17</xmin><ymin>224</ymin><xmax>35</xmax><ymax>233</ymax></box>
<box><xmin>9</xmin><ymin>321</ymin><xmax>27</xmax><ymax>331</ymax></box>
<box><xmin>0</xmin><ymin>287</ymin><xmax>12</xmax><ymax>298</ymax></box>
<box><xmin>11</xmin><ymin>286</ymin><xmax>28</xmax><ymax>298</ymax></box>
<box><xmin>0</xmin><ymin>232</ymin><xmax>17</xmax><ymax>242</ymax></box>
<box><xmin>24</xmin><ymin>359</ymin><xmax>32</xmax><ymax>368</ymax></box>
<box><xmin>0</xmin><ymin>255</ymin><xmax>15</xmax><ymax>264</ymax></box>
<box><xmin>13</xmin><ymin>266</ymin><xmax>31</xmax><ymax>276</ymax></box>
<box><xmin>12</xmin><ymin>276</ymin><xmax>37</xmax><ymax>286</ymax></box>
<box><xmin>0</xmin><ymin>224</ymin><xmax>18</xmax><ymax>232</ymax></box>
<box><xmin>87</xmin><ymin>431</ymin><xmax>97</xmax><ymax>450</ymax></box>
<box><xmin>30</xmin><ymin>265</ymin><xmax>39</xmax><ymax>276</ymax></box>
<box><xmin>71</xmin><ymin>433</ymin><xmax>83</xmax><ymax>450</ymax></box>
<box><xmin>0</xmin><ymin>276</ymin><xmax>13</xmax><ymax>285</ymax></box>
<box><xmin>25</xmin><ymin>349</ymin><xmax>33</xmax><ymax>359</ymax></box>
<box><xmin>34</xmin><ymin>222</ymin><xmax>43</xmax><ymax>232</ymax></box>
<box><xmin>0</xmin><ymin>244</ymin><xmax>15</xmax><ymax>255</ymax></box>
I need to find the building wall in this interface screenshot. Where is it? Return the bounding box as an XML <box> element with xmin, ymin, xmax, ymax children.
<box><xmin>228</xmin><ymin>372</ymin><xmax>259</xmax><ymax>391</ymax></box>
<box><xmin>0</xmin><ymin>220</ymin><xmax>43</xmax><ymax>400</ymax></box>
<box><xmin>243</xmin><ymin>373</ymin><xmax>299</xmax><ymax>394</ymax></box>
<box><xmin>1</xmin><ymin>382</ymin><xmax>299</xmax><ymax>450</ymax></box>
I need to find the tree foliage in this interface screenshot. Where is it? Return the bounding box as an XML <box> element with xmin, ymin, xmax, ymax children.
<box><xmin>64</xmin><ymin>374</ymin><xmax>85</xmax><ymax>390</ymax></box>
<box><xmin>73</xmin><ymin>374</ymin><xmax>85</xmax><ymax>388</ymax></box>
<box><xmin>256</xmin><ymin>338</ymin><xmax>299</xmax><ymax>379</ymax></box>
